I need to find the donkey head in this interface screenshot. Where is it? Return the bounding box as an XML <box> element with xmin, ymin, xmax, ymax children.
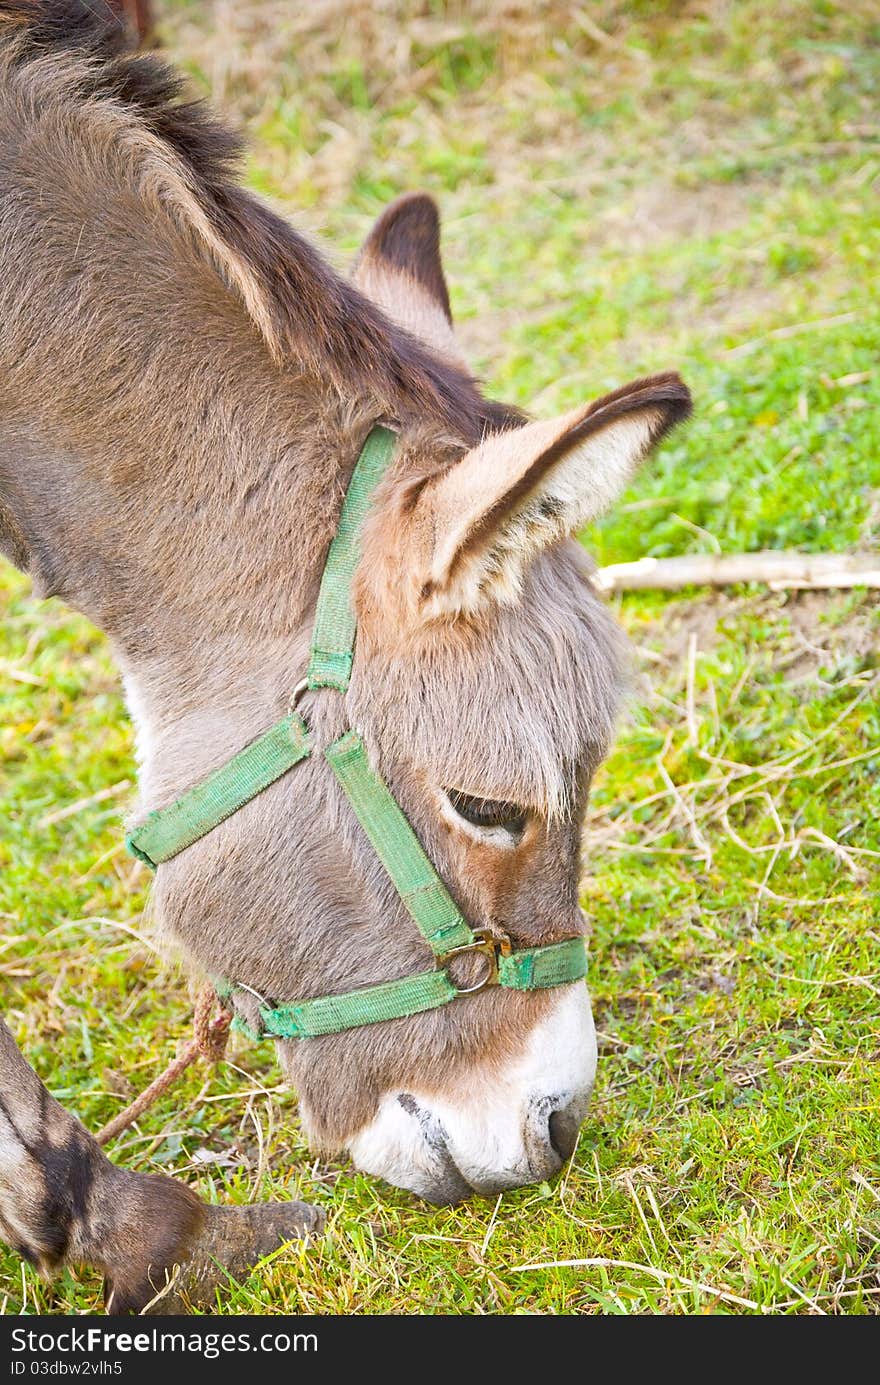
<box><xmin>285</xmin><ymin>197</ymin><xmax>688</xmax><ymax>1200</ymax></box>
<box><xmin>155</xmin><ymin>198</ymin><xmax>688</xmax><ymax>1204</ymax></box>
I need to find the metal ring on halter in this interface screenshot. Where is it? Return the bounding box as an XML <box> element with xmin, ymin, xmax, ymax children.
<box><xmin>289</xmin><ymin>678</ymin><xmax>309</xmax><ymax>712</ymax></box>
<box><xmin>435</xmin><ymin>929</ymin><xmax>513</xmax><ymax>996</ymax></box>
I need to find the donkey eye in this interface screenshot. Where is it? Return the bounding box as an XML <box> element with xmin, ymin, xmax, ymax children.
<box><xmin>445</xmin><ymin>789</ymin><xmax>528</xmax><ymax>836</ymax></box>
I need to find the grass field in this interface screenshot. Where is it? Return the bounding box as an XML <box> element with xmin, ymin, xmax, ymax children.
<box><xmin>1</xmin><ymin>0</ymin><xmax>878</xmax><ymax>1314</ymax></box>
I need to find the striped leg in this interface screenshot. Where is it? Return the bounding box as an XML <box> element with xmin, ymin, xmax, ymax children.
<box><xmin>0</xmin><ymin>1019</ymin><xmax>323</xmax><ymax>1312</ymax></box>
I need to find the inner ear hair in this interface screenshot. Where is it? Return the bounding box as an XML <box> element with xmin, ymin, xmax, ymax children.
<box><xmin>462</xmin><ymin>371</ymin><xmax>692</xmax><ymax>562</ymax></box>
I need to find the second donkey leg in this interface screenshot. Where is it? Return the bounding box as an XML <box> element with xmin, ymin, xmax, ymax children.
<box><xmin>0</xmin><ymin>1018</ymin><xmax>323</xmax><ymax>1312</ymax></box>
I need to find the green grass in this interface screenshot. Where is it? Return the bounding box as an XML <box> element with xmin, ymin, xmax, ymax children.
<box><xmin>1</xmin><ymin>0</ymin><xmax>878</xmax><ymax>1314</ymax></box>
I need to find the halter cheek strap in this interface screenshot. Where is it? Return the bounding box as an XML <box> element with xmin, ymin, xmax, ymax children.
<box><xmin>126</xmin><ymin>426</ymin><xmax>588</xmax><ymax>1040</ymax></box>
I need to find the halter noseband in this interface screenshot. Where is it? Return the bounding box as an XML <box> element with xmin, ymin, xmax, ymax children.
<box><xmin>126</xmin><ymin>426</ymin><xmax>588</xmax><ymax>1041</ymax></box>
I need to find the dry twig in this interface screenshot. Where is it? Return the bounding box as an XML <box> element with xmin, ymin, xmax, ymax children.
<box><xmin>594</xmin><ymin>551</ymin><xmax>880</xmax><ymax>595</ymax></box>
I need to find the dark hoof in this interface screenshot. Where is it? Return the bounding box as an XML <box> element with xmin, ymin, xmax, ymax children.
<box><xmin>139</xmin><ymin>1200</ymin><xmax>325</xmax><ymax>1314</ymax></box>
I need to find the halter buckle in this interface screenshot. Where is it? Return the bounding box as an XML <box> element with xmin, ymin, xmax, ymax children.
<box><xmin>436</xmin><ymin>929</ymin><xmax>513</xmax><ymax>996</ymax></box>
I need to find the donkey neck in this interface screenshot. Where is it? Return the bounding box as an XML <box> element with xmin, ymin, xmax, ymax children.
<box><xmin>3</xmin><ymin>308</ymin><xmax>379</xmax><ymax>810</ymax></box>
<box><xmin>108</xmin><ymin>392</ymin><xmax>381</xmax><ymax>812</ymax></box>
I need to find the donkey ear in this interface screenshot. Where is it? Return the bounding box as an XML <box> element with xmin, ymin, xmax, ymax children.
<box><xmin>414</xmin><ymin>373</ymin><xmax>691</xmax><ymax>618</ymax></box>
<box><xmin>353</xmin><ymin>193</ymin><xmax>464</xmax><ymax>362</ymax></box>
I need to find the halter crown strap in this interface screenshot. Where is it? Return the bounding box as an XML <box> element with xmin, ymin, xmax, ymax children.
<box><xmin>307</xmin><ymin>424</ymin><xmax>397</xmax><ymax>693</ymax></box>
<box><xmin>125</xmin><ymin>425</ymin><xmax>588</xmax><ymax>1039</ymax></box>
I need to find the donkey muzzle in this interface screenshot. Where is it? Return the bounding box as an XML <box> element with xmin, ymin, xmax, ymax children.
<box><xmin>346</xmin><ymin>983</ymin><xmax>597</xmax><ymax>1204</ymax></box>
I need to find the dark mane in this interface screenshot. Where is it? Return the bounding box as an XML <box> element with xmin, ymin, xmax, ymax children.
<box><xmin>0</xmin><ymin>0</ymin><xmax>522</xmax><ymax>439</ymax></box>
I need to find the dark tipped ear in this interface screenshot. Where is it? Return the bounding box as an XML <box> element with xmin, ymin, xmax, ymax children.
<box><xmin>358</xmin><ymin>193</ymin><xmax>452</xmax><ymax>323</ymax></box>
<box><xmin>353</xmin><ymin>193</ymin><xmax>463</xmax><ymax>361</ymax></box>
<box><xmin>409</xmin><ymin>372</ymin><xmax>692</xmax><ymax>619</ymax></box>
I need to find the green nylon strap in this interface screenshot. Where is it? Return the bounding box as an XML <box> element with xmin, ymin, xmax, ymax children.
<box><xmin>307</xmin><ymin>425</ymin><xmax>398</xmax><ymax>693</ymax></box>
<box><xmin>325</xmin><ymin>729</ymin><xmax>473</xmax><ymax>954</ymax></box>
<box><xmin>260</xmin><ymin>968</ymin><xmax>457</xmax><ymax>1040</ymax></box>
<box><xmin>254</xmin><ymin>937</ymin><xmax>588</xmax><ymax>1040</ymax></box>
<box><xmin>126</xmin><ymin>713</ymin><xmax>311</xmax><ymax>869</ymax></box>
<box><xmin>498</xmin><ymin>936</ymin><xmax>587</xmax><ymax>991</ymax></box>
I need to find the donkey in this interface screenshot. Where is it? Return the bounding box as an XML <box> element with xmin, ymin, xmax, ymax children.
<box><xmin>0</xmin><ymin>0</ymin><xmax>690</xmax><ymax>1312</ymax></box>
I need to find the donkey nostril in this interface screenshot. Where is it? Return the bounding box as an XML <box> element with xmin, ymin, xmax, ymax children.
<box><xmin>548</xmin><ymin>1105</ymin><xmax>580</xmax><ymax>1162</ymax></box>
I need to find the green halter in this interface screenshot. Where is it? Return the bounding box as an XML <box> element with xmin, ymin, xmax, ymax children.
<box><xmin>126</xmin><ymin>426</ymin><xmax>588</xmax><ymax>1040</ymax></box>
